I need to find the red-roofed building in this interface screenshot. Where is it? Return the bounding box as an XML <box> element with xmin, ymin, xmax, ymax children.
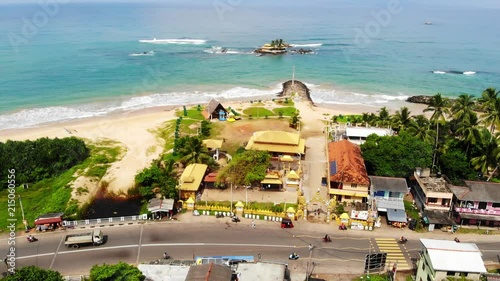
<box><xmin>204</xmin><ymin>172</ymin><xmax>218</xmax><ymax>188</ymax></box>
<box><xmin>327</xmin><ymin>140</ymin><xmax>370</xmax><ymax>203</ymax></box>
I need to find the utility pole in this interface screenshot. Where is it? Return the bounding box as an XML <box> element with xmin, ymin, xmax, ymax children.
<box><xmin>230</xmin><ymin>182</ymin><xmax>233</xmax><ymax>214</ymax></box>
<box><xmin>306</xmin><ymin>244</ymin><xmax>314</xmax><ymax>281</ymax></box>
<box><xmin>19</xmin><ymin>195</ymin><xmax>27</xmax><ymax>231</ymax></box>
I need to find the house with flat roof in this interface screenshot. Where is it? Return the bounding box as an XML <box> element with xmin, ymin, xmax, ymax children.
<box><xmin>344</xmin><ymin>126</ymin><xmax>394</xmax><ymax>145</ymax></box>
<box><xmin>450</xmin><ymin>180</ymin><xmax>500</xmax><ymax>228</ymax></box>
<box><xmin>245</xmin><ymin>130</ymin><xmax>305</xmax><ymax>157</ymax></box>
<box><xmin>327</xmin><ymin>140</ymin><xmax>370</xmax><ymax>203</ymax></box>
<box><xmin>179</xmin><ymin>164</ymin><xmax>208</xmax><ymax>200</ymax></box>
<box><xmin>369</xmin><ymin>176</ymin><xmax>408</xmax><ymax>225</ymax></box>
<box><xmin>416</xmin><ymin>238</ymin><xmax>486</xmax><ymax>281</ymax></box>
<box><xmin>235</xmin><ymin>262</ymin><xmax>287</xmax><ymax>281</ymax></box>
<box><xmin>410</xmin><ymin>168</ymin><xmax>455</xmax><ymax>231</ymax></box>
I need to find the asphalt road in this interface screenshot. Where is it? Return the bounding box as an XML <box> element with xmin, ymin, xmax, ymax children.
<box><xmin>2</xmin><ymin>219</ymin><xmax>499</xmax><ymax>277</ymax></box>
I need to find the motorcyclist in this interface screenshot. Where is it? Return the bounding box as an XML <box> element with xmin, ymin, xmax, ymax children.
<box><xmin>27</xmin><ymin>235</ymin><xmax>33</xmax><ymax>242</ymax></box>
<box><xmin>400</xmin><ymin>236</ymin><xmax>406</xmax><ymax>242</ymax></box>
<box><xmin>163</xmin><ymin>252</ymin><xmax>169</xmax><ymax>259</ymax></box>
<box><xmin>324</xmin><ymin>234</ymin><xmax>331</xmax><ymax>242</ymax></box>
<box><xmin>454</xmin><ymin>237</ymin><xmax>460</xmax><ymax>243</ymax></box>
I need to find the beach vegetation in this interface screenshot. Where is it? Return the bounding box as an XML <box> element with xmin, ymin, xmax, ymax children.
<box><xmin>135</xmin><ymin>158</ymin><xmax>177</xmax><ymax>200</ymax></box>
<box><xmin>273</xmin><ymin>106</ymin><xmax>296</xmax><ymax>117</ymax></box>
<box><xmin>0</xmin><ymin>137</ymin><xmax>89</xmax><ymax>185</ymax></box>
<box><xmin>175</xmin><ymin>108</ymin><xmax>205</xmax><ymax>120</ymax></box>
<box><xmin>200</xmin><ymin>120</ymin><xmax>211</xmax><ymax>137</ymax></box>
<box><xmin>216</xmin><ymin>150</ymin><xmax>270</xmax><ymax>186</ymax></box>
<box><xmin>361</xmin><ymin>131</ymin><xmax>432</xmax><ymax>177</ymax></box>
<box><xmin>175</xmin><ymin>136</ymin><xmax>218</xmax><ymax>169</ymax></box>
<box><xmin>289</xmin><ymin>111</ymin><xmax>301</xmax><ymax>129</ymax></box>
<box><xmin>363</xmin><ymin>87</ymin><xmax>500</xmax><ymax>182</ymax></box>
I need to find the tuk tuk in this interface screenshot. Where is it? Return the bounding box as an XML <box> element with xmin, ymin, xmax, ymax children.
<box><xmin>281</xmin><ymin>218</ymin><xmax>294</xmax><ymax>228</ymax></box>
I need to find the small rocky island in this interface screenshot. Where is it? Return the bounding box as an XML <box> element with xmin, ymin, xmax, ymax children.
<box><xmin>254</xmin><ymin>39</ymin><xmax>313</xmax><ymax>55</ymax></box>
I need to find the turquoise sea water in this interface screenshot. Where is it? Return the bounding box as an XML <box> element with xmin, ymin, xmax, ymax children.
<box><xmin>0</xmin><ymin>0</ymin><xmax>499</xmax><ymax>129</ymax></box>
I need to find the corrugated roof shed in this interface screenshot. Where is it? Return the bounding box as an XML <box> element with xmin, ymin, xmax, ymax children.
<box><xmin>450</xmin><ymin>181</ymin><xmax>500</xmax><ymax>203</ymax></box>
<box><xmin>420</xmin><ymin>239</ymin><xmax>487</xmax><ymax>273</ymax></box>
<box><xmin>185</xmin><ymin>263</ymin><xmax>232</xmax><ymax>281</ymax></box>
<box><xmin>328</xmin><ymin>140</ymin><xmax>369</xmax><ymax>185</ymax></box>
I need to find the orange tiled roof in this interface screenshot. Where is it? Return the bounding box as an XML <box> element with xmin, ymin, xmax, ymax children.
<box><xmin>328</xmin><ymin>140</ymin><xmax>369</xmax><ymax>185</ymax></box>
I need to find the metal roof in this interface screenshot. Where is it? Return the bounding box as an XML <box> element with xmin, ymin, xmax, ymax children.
<box><xmin>185</xmin><ymin>264</ymin><xmax>232</xmax><ymax>281</ymax></box>
<box><xmin>345</xmin><ymin>126</ymin><xmax>392</xmax><ymax>138</ymax></box>
<box><xmin>387</xmin><ymin>208</ymin><xmax>407</xmax><ymax>222</ymax></box>
<box><xmin>137</xmin><ymin>265</ymin><xmax>190</xmax><ymax>281</ymax></box>
<box><xmin>245</xmin><ymin>131</ymin><xmax>305</xmax><ymax>154</ymax></box>
<box><xmin>420</xmin><ymin>239</ymin><xmax>487</xmax><ymax>273</ymax></box>
<box><xmin>148</xmin><ymin>198</ymin><xmax>174</xmax><ymax>212</ymax></box>
<box><xmin>449</xmin><ymin>181</ymin><xmax>500</xmax><ymax>203</ymax></box>
<box><xmin>369</xmin><ymin>176</ymin><xmax>408</xmax><ymax>193</ymax></box>
<box><xmin>375</xmin><ymin>198</ymin><xmax>405</xmax><ymax>212</ymax></box>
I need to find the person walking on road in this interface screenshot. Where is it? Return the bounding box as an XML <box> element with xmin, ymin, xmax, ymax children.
<box><xmin>251</xmin><ymin>220</ymin><xmax>256</xmax><ymax>228</ymax></box>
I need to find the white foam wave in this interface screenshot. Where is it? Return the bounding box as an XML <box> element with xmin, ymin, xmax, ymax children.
<box><xmin>203</xmin><ymin>46</ymin><xmax>249</xmax><ymax>55</ymax></box>
<box><xmin>463</xmin><ymin>71</ymin><xmax>476</xmax><ymax>75</ymax></box>
<box><xmin>0</xmin><ymin>85</ymin><xmax>282</xmax><ymax>130</ymax></box>
<box><xmin>289</xmin><ymin>43</ymin><xmax>323</xmax><ymax>47</ymax></box>
<box><xmin>433</xmin><ymin>70</ymin><xmax>446</xmax><ymax>74</ymax></box>
<box><xmin>138</xmin><ymin>38</ymin><xmax>206</xmax><ymax>45</ymax></box>
<box><xmin>307</xmin><ymin>84</ymin><xmax>409</xmax><ymax>106</ymax></box>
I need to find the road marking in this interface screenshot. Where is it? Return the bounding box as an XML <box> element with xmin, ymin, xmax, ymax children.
<box><xmin>374</xmin><ymin>238</ymin><xmax>411</xmax><ymax>270</ymax></box>
<box><xmin>17</xmin><ymin>253</ymin><xmax>55</xmax><ymax>260</ymax></box>
<box><xmin>294</xmin><ymin>235</ymin><xmax>367</xmax><ymax>240</ymax></box>
<box><xmin>136</xmin><ymin>224</ymin><xmax>144</xmax><ymax>265</ymax></box>
<box><xmin>142</xmin><ymin>243</ymin><xmax>295</xmax><ymax>248</ymax></box>
<box><xmin>58</xmin><ymin>244</ymin><xmax>140</xmax><ymax>254</ymax></box>
<box><xmin>49</xmin><ymin>235</ymin><xmax>64</xmax><ymax>269</ymax></box>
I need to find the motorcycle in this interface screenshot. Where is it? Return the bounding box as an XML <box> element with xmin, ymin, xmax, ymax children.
<box><xmin>163</xmin><ymin>252</ymin><xmax>170</xmax><ymax>259</ymax></box>
<box><xmin>231</xmin><ymin>216</ymin><xmax>240</xmax><ymax>223</ymax></box>
<box><xmin>338</xmin><ymin>224</ymin><xmax>347</xmax><ymax>230</ymax></box>
<box><xmin>323</xmin><ymin>236</ymin><xmax>332</xmax><ymax>243</ymax></box>
<box><xmin>289</xmin><ymin>253</ymin><xmax>300</xmax><ymax>260</ymax></box>
<box><xmin>454</xmin><ymin>237</ymin><xmax>460</xmax><ymax>243</ymax></box>
<box><xmin>27</xmin><ymin>236</ymin><xmax>38</xmax><ymax>243</ymax></box>
<box><xmin>398</xmin><ymin>237</ymin><xmax>408</xmax><ymax>244</ymax></box>
<box><xmin>216</xmin><ymin>213</ymin><xmax>225</xmax><ymax>218</ymax></box>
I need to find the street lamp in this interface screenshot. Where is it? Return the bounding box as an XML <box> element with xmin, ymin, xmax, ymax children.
<box><xmin>19</xmin><ymin>195</ymin><xmax>27</xmax><ymax>232</ymax></box>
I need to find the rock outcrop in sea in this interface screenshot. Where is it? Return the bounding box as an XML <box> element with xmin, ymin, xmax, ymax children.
<box><xmin>277</xmin><ymin>80</ymin><xmax>314</xmax><ymax>105</ymax></box>
<box><xmin>406</xmin><ymin>95</ymin><xmax>433</xmax><ymax>105</ymax></box>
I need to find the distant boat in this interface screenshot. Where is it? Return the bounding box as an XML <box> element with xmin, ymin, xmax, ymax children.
<box><xmin>425</xmin><ymin>21</ymin><xmax>432</xmax><ymax>25</ymax></box>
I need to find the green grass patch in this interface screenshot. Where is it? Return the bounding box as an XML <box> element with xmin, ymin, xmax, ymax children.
<box><xmin>456</xmin><ymin>227</ymin><xmax>500</xmax><ymax>235</ymax></box>
<box><xmin>404</xmin><ymin>200</ymin><xmax>425</xmax><ymax>232</ymax></box>
<box><xmin>85</xmin><ymin>164</ymin><xmax>110</xmax><ymax>178</ymax></box>
<box><xmin>273</xmin><ymin>107</ymin><xmax>296</xmax><ymax>117</ymax></box>
<box><xmin>175</xmin><ymin>109</ymin><xmax>205</xmax><ymax>120</ymax></box>
<box><xmin>274</xmin><ymin>99</ymin><xmax>295</xmax><ymax>106</ymax></box>
<box><xmin>334</xmin><ymin>114</ymin><xmax>362</xmax><ymax>123</ymax></box>
<box><xmin>242</xmin><ymin>107</ymin><xmax>275</xmax><ymax>117</ymax></box>
<box><xmin>352</xmin><ymin>274</ymin><xmax>391</xmax><ymax>281</ymax></box>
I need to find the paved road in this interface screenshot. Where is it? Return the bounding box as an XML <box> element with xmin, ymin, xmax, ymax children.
<box><xmin>2</xmin><ymin>217</ymin><xmax>499</xmax><ymax>277</ymax></box>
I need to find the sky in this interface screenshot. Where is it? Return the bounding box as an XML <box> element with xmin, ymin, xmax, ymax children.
<box><xmin>1</xmin><ymin>0</ymin><xmax>500</xmax><ymax>10</ymax></box>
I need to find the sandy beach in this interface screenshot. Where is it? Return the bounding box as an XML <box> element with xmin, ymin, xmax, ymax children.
<box><xmin>0</xmin><ymin>98</ymin><xmax>429</xmax><ymax>204</ymax></box>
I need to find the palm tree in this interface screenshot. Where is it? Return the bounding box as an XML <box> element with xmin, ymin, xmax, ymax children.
<box><xmin>391</xmin><ymin>106</ymin><xmax>412</xmax><ymax>131</ymax></box>
<box><xmin>451</xmin><ymin>94</ymin><xmax>476</xmax><ymax>123</ymax></box>
<box><xmin>471</xmin><ymin>128</ymin><xmax>499</xmax><ymax>180</ymax></box>
<box><xmin>455</xmin><ymin>113</ymin><xmax>481</xmax><ymax>155</ymax></box>
<box><xmin>177</xmin><ymin>137</ymin><xmax>215</xmax><ymax>168</ymax></box>
<box><xmin>375</xmin><ymin>107</ymin><xmax>391</xmax><ymax>127</ymax></box>
<box><xmin>407</xmin><ymin>114</ymin><xmax>434</xmax><ymax>143</ymax></box>
<box><xmin>424</xmin><ymin>93</ymin><xmax>451</xmax><ymax>170</ymax></box>
<box><xmin>478</xmin><ymin>88</ymin><xmax>500</xmax><ymax>138</ymax></box>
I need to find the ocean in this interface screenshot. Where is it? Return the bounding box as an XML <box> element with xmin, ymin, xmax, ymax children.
<box><xmin>0</xmin><ymin>0</ymin><xmax>499</xmax><ymax>130</ymax></box>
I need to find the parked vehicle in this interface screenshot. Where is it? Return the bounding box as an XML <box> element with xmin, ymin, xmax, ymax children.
<box><xmin>289</xmin><ymin>253</ymin><xmax>299</xmax><ymax>260</ymax></box>
<box><xmin>231</xmin><ymin>216</ymin><xmax>240</xmax><ymax>223</ymax></box>
<box><xmin>224</xmin><ymin>259</ymin><xmax>247</xmax><ymax>266</ymax></box>
<box><xmin>26</xmin><ymin>235</ymin><xmax>38</xmax><ymax>243</ymax></box>
<box><xmin>65</xmin><ymin>230</ymin><xmax>104</xmax><ymax>249</ymax></box>
<box><xmin>281</xmin><ymin>218</ymin><xmax>294</xmax><ymax>228</ymax></box>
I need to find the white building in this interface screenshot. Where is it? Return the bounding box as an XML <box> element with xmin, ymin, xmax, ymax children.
<box><xmin>416</xmin><ymin>239</ymin><xmax>486</xmax><ymax>281</ymax></box>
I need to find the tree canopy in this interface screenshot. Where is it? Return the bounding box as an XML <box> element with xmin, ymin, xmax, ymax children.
<box><xmin>89</xmin><ymin>262</ymin><xmax>145</xmax><ymax>281</ymax></box>
<box><xmin>361</xmin><ymin>131</ymin><xmax>433</xmax><ymax>177</ymax></box>
<box><xmin>217</xmin><ymin>150</ymin><xmax>271</xmax><ymax>186</ymax></box>
<box><xmin>0</xmin><ymin>137</ymin><xmax>89</xmax><ymax>186</ymax></box>
<box><xmin>2</xmin><ymin>265</ymin><xmax>64</xmax><ymax>281</ymax></box>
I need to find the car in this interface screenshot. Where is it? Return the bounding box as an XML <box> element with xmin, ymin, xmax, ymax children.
<box><xmin>224</xmin><ymin>259</ymin><xmax>247</xmax><ymax>266</ymax></box>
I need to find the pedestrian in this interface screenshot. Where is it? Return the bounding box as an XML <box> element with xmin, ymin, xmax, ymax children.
<box><xmin>308</xmin><ymin>244</ymin><xmax>313</xmax><ymax>251</ymax></box>
<box><xmin>251</xmin><ymin>220</ymin><xmax>256</xmax><ymax>228</ymax></box>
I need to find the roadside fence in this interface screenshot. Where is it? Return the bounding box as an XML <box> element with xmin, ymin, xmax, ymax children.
<box><xmin>62</xmin><ymin>214</ymin><xmax>149</xmax><ymax>229</ymax></box>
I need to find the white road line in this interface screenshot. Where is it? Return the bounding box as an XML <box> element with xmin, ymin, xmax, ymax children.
<box><xmin>136</xmin><ymin>224</ymin><xmax>144</xmax><ymax>265</ymax></box>
<box><xmin>49</xmin><ymin>235</ymin><xmax>64</xmax><ymax>269</ymax></box>
<box><xmin>17</xmin><ymin>253</ymin><xmax>55</xmax><ymax>260</ymax></box>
